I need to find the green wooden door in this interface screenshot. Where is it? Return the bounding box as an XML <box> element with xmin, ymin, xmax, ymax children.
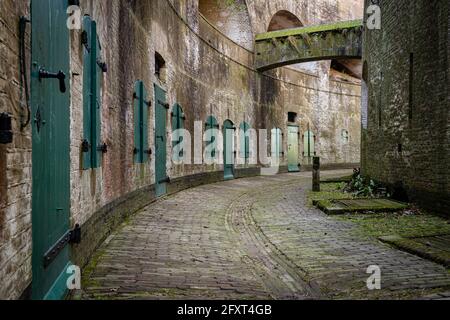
<box><xmin>31</xmin><ymin>0</ymin><xmax>71</xmax><ymax>300</ymax></box>
<box><xmin>154</xmin><ymin>85</ymin><xmax>167</xmax><ymax>196</ymax></box>
<box><xmin>223</xmin><ymin>120</ymin><xmax>235</xmax><ymax>180</ymax></box>
<box><xmin>271</xmin><ymin>128</ymin><xmax>282</xmax><ymax>162</ymax></box>
<box><xmin>288</xmin><ymin>125</ymin><xmax>300</xmax><ymax>172</ymax></box>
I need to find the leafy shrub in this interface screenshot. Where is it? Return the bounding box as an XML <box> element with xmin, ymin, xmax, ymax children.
<box><xmin>344</xmin><ymin>168</ymin><xmax>390</xmax><ymax>198</ymax></box>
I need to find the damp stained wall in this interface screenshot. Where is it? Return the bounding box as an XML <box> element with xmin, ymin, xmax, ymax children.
<box><xmin>0</xmin><ymin>0</ymin><xmax>362</xmax><ymax>299</ymax></box>
<box><xmin>361</xmin><ymin>0</ymin><xmax>450</xmax><ymax>214</ymax></box>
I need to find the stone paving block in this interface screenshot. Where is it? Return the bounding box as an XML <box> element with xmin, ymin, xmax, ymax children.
<box><xmin>80</xmin><ymin>171</ymin><xmax>450</xmax><ymax>300</ymax></box>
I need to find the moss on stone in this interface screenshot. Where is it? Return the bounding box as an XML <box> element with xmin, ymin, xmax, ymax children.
<box><xmin>255</xmin><ymin>20</ymin><xmax>363</xmax><ymax>41</ymax></box>
<box><xmin>337</xmin><ymin>212</ymin><xmax>450</xmax><ymax>239</ymax></box>
<box><xmin>307</xmin><ymin>182</ymin><xmax>353</xmax><ymax>206</ymax></box>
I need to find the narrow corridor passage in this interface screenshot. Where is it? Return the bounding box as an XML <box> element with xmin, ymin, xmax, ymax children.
<box><xmin>81</xmin><ymin>171</ymin><xmax>450</xmax><ymax>300</ymax></box>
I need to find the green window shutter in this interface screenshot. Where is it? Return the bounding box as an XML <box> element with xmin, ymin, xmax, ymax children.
<box><xmin>239</xmin><ymin>122</ymin><xmax>250</xmax><ymax>161</ymax></box>
<box><xmin>206</xmin><ymin>116</ymin><xmax>218</xmax><ymax>159</ymax></box>
<box><xmin>82</xmin><ymin>16</ymin><xmax>103</xmax><ymax>169</ymax></box>
<box><xmin>82</xmin><ymin>16</ymin><xmax>92</xmax><ymax>170</ymax></box>
<box><xmin>277</xmin><ymin>129</ymin><xmax>283</xmax><ymax>157</ymax></box>
<box><xmin>141</xmin><ymin>84</ymin><xmax>149</xmax><ymax>163</ymax></box>
<box><xmin>172</xmin><ymin>104</ymin><xmax>184</xmax><ymax>161</ymax></box>
<box><xmin>133</xmin><ymin>81</ymin><xmax>142</xmax><ymax>163</ymax></box>
<box><xmin>92</xmin><ymin>22</ymin><xmax>101</xmax><ymax>168</ymax></box>
<box><xmin>272</xmin><ymin>128</ymin><xmax>282</xmax><ymax>158</ymax></box>
<box><xmin>133</xmin><ymin>81</ymin><xmax>149</xmax><ymax>163</ymax></box>
<box><xmin>303</xmin><ymin>130</ymin><xmax>315</xmax><ymax>157</ymax></box>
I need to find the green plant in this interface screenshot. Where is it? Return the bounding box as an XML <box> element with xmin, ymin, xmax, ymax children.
<box><xmin>344</xmin><ymin>169</ymin><xmax>389</xmax><ymax>198</ymax></box>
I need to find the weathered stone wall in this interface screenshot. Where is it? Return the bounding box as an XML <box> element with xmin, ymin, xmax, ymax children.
<box><xmin>0</xmin><ymin>0</ymin><xmax>32</xmax><ymax>300</ymax></box>
<box><xmin>361</xmin><ymin>0</ymin><xmax>450</xmax><ymax>213</ymax></box>
<box><xmin>0</xmin><ymin>0</ymin><xmax>361</xmax><ymax>299</ymax></box>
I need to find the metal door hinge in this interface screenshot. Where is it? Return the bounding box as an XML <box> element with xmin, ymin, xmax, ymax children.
<box><xmin>0</xmin><ymin>113</ymin><xmax>13</xmax><ymax>144</ymax></box>
<box><xmin>158</xmin><ymin>101</ymin><xmax>169</xmax><ymax>109</ymax></box>
<box><xmin>158</xmin><ymin>177</ymin><xmax>171</xmax><ymax>184</ymax></box>
<box><xmin>81</xmin><ymin>139</ymin><xmax>91</xmax><ymax>152</ymax></box>
<box><xmin>97</xmin><ymin>60</ymin><xmax>107</xmax><ymax>73</ymax></box>
<box><xmin>43</xmin><ymin>224</ymin><xmax>81</xmax><ymax>268</ymax></box>
<box><xmin>97</xmin><ymin>143</ymin><xmax>108</xmax><ymax>153</ymax></box>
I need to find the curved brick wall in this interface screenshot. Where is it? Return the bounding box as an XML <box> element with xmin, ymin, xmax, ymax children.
<box><xmin>0</xmin><ymin>0</ymin><xmax>362</xmax><ymax>299</ymax></box>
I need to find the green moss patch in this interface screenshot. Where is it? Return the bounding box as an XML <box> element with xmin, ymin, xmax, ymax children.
<box><xmin>379</xmin><ymin>235</ymin><xmax>450</xmax><ymax>268</ymax></box>
<box><xmin>307</xmin><ymin>182</ymin><xmax>352</xmax><ymax>206</ymax></box>
<box><xmin>336</xmin><ymin>211</ymin><xmax>450</xmax><ymax>239</ymax></box>
<box><xmin>256</xmin><ymin>20</ymin><xmax>363</xmax><ymax>41</ymax></box>
<box><xmin>316</xmin><ymin>198</ymin><xmax>408</xmax><ymax>215</ymax></box>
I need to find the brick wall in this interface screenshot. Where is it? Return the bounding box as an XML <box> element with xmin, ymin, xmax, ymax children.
<box><xmin>0</xmin><ymin>0</ymin><xmax>362</xmax><ymax>299</ymax></box>
<box><xmin>362</xmin><ymin>0</ymin><xmax>450</xmax><ymax>213</ymax></box>
<box><xmin>0</xmin><ymin>0</ymin><xmax>32</xmax><ymax>300</ymax></box>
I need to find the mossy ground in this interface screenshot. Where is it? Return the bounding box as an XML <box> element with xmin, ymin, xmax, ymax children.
<box><xmin>308</xmin><ymin>181</ymin><xmax>450</xmax><ymax>240</ymax></box>
<box><xmin>307</xmin><ymin>182</ymin><xmax>352</xmax><ymax>206</ymax></box>
<box><xmin>336</xmin><ymin>211</ymin><xmax>450</xmax><ymax>240</ymax></box>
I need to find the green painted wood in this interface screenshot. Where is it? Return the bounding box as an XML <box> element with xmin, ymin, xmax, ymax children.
<box><xmin>303</xmin><ymin>130</ymin><xmax>315</xmax><ymax>158</ymax></box>
<box><xmin>82</xmin><ymin>16</ymin><xmax>92</xmax><ymax>170</ymax></box>
<box><xmin>287</xmin><ymin>125</ymin><xmax>300</xmax><ymax>172</ymax></box>
<box><xmin>93</xmin><ymin>24</ymin><xmax>102</xmax><ymax>168</ymax></box>
<box><xmin>133</xmin><ymin>81</ymin><xmax>142</xmax><ymax>163</ymax></box>
<box><xmin>205</xmin><ymin>116</ymin><xmax>218</xmax><ymax>160</ymax></box>
<box><xmin>31</xmin><ymin>0</ymin><xmax>71</xmax><ymax>300</ymax></box>
<box><xmin>171</xmin><ymin>104</ymin><xmax>184</xmax><ymax>162</ymax></box>
<box><xmin>154</xmin><ymin>84</ymin><xmax>167</xmax><ymax>196</ymax></box>
<box><xmin>82</xmin><ymin>16</ymin><xmax>102</xmax><ymax>169</ymax></box>
<box><xmin>223</xmin><ymin>120</ymin><xmax>235</xmax><ymax>180</ymax></box>
<box><xmin>133</xmin><ymin>81</ymin><xmax>149</xmax><ymax>163</ymax></box>
<box><xmin>141</xmin><ymin>83</ymin><xmax>149</xmax><ymax>163</ymax></box>
<box><xmin>271</xmin><ymin>128</ymin><xmax>282</xmax><ymax>160</ymax></box>
<box><xmin>239</xmin><ymin>122</ymin><xmax>250</xmax><ymax>162</ymax></box>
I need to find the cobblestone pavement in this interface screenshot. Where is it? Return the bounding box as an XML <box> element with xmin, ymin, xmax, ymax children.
<box><xmin>81</xmin><ymin>170</ymin><xmax>450</xmax><ymax>300</ymax></box>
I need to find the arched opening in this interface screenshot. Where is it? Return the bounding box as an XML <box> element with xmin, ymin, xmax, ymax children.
<box><xmin>199</xmin><ymin>0</ymin><xmax>253</xmax><ymax>50</ymax></box>
<box><xmin>155</xmin><ymin>51</ymin><xmax>167</xmax><ymax>83</ymax></box>
<box><xmin>267</xmin><ymin>10</ymin><xmax>303</xmax><ymax>32</ymax></box>
<box><xmin>267</xmin><ymin>11</ymin><xmax>317</xmax><ymax>73</ymax></box>
<box><xmin>267</xmin><ymin>10</ymin><xmax>303</xmax><ymax>31</ymax></box>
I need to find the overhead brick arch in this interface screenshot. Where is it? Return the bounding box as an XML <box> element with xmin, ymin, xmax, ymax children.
<box><xmin>267</xmin><ymin>10</ymin><xmax>304</xmax><ymax>31</ymax></box>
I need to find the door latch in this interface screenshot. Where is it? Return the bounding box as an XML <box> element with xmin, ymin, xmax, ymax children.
<box><xmin>39</xmin><ymin>68</ymin><xmax>66</xmax><ymax>93</ymax></box>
